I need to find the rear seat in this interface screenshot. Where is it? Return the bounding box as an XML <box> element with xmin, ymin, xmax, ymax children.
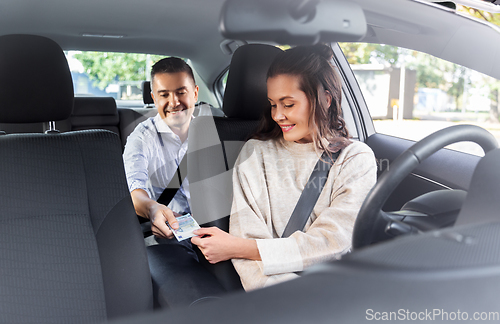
<box><xmin>46</xmin><ymin>96</ymin><xmax>154</xmax><ymax>149</ymax></box>
<box><xmin>70</xmin><ymin>97</ymin><xmax>120</xmax><ymax>135</ymax></box>
<box><xmin>0</xmin><ymin>97</ymin><xmax>124</xmax><ymax>138</ymax></box>
<box><xmin>0</xmin><ymin>122</ymin><xmax>44</xmax><ymax>134</ymax></box>
<box><xmin>117</xmin><ymin>106</ymin><xmax>157</xmax><ymax>147</ymax></box>
<box><xmin>1</xmin><ymin>83</ymin><xmax>222</xmax><ymax>149</ymax></box>
<box><xmin>54</xmin><ymin>96</ymin><xmax>156</xmax><ymax>149</ymax></box>
<box><xmin>141</xmin><ymin>81</ymin><xmax>155</xmax><ymax>108</ymax></box>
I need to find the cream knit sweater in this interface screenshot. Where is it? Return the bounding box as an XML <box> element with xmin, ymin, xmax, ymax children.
<box><xmin>229</xmin><ymin>138</ymin><xmax>377</xmax><ymax>291</ymax></box>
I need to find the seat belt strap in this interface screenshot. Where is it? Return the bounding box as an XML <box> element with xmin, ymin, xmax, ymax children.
<box><xmin>281</xmin><ymin>150</ymin><xmax>340</xmax><ymax>238</ymax></box>
<box><xmin>157</xmin><ymin>153</ymin><xmax>187</xmax><ymax>205</ymax></box>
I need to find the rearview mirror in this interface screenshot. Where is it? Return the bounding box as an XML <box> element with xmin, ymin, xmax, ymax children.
<box><xmin>219</xmin><ymin>0</ymin><xmax>367</xmax><ymax>45</ymax></box>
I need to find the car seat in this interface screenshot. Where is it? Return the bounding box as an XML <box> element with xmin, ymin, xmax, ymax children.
<box><xmin>70</xmin><ymin>96</ymin><xmax>121</xmax><ymax>135</ymax></box>
<box><xmin>0</xmin><ymin>34</ymin><xmax>153</xmax><ymax>322</ymax></box>
<box><xmin>187</xmin><ymin>44</ymin><xmax>283</xmax><ymax>291</ymax></box>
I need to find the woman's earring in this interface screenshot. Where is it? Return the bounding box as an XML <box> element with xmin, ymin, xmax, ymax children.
<box><xmin>325</xmin><ymin>90</ymin><xmax>332</xmax><ymax>107</ymax></box>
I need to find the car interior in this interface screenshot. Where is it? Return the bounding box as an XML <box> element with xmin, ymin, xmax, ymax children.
<box><xmin>1</xmin><ymin>0</ymin><xmax>500</xmax><ymax>323</ymax></box>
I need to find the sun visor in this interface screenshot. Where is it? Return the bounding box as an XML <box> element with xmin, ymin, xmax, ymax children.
<box><xmin>219</xmin><ymin>0</ymin><xmax>367</xmax><ymax>45</ymax></box>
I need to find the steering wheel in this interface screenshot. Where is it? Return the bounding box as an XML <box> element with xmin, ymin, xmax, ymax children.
<box><xmin>352</xmin><ymin>124</ymin><xmax>498</xmax><ymax>250</ymax></box>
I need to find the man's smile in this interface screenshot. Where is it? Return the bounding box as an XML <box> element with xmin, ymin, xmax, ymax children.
<box><xmin>165</xmin><ymin>106</ymin><xmax>188</xmax><ymax>115</ymax></box>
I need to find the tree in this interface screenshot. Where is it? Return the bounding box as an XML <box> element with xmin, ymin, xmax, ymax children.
<box><xmin>74</xmin><ymin>52</ymin><xmax>164</xmax><ymax>90</ymax></box>
<box><xmin>457</xmin><ymin>5</ymin><xmax>500</xmax><ymax>122</ymax></box>
<box><xmin>340</xmin><ymin>43</ymin><xmax>399</xmax><ymax>65</ymax></box>
<box><xmin>340</xmin><ymin>43</ymin><xmax>470</xmax><ymax>110</ymax></box>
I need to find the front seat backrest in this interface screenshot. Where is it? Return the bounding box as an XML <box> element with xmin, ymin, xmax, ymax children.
<box><xmin>0</xmin><ymin>34</ymin><xmax>152</xmax><ymax>323</ymax></box>
<box><xmin>189</xmin><ymin>44</ymin><xmax>283</xmax><ymax>225</ymax></box>
<box><xmin>187</xmin><ymin>44</ymin><xmax>283</xmax><ymax>291</ymax></box>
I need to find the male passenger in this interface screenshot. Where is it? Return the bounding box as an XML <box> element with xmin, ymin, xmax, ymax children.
<box><xmin>123</xmin><ymin>57</ymin><xmax>198</xmax><ymax>240</ymax></box>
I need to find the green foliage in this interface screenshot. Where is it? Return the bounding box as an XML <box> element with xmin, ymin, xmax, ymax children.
<box><xmin>458</xmin><ymin>5</ymin><xmax>500</xmax><ymax>120</ymax></box>
<box><xmin>340</xmin><ymin>43</ymin><xmax>374</xmax><ymax>64</ymax></box>
<box><xmin>458</xmin><ymin>5</ymin><xmax>500</xmax><ymax>25</ymax></box>
<box><xmin>277</xmin><ymin>45</ymin><xmax>292</xmax><ymax>51</ymax></box>
<box><xmin>407</xmin><ymin>54</ymin><xmax>470</xmax><ymax>109</ymax></box>
<box><xmin>339</xmin><ymin>43</ymin><xmax>472</xmax><ymax>109</ymax></box>
<box><xmin>74</xmin><ymin>52</ymin><xmax>165</xmax><ymax>90</ymax></box>
<box><xmin>340</xmin><ymin>43</ymin><xmax>399</xmax><ymax>65</ymax></box>
<box><xmin>343</xmin><ymin>7</ymin><xmax>500</xmax><ymax>120</ymax></box>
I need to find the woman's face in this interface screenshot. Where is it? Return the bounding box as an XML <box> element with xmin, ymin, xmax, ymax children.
<box><xmin>267</xmin><ymin>74</ymin><xmax>313</xmax><ymax>144</ymax></box>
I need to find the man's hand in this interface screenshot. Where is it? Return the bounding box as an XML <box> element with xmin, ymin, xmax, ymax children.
<box><xmin>130</xmin><ymin>188</ymin><xmax>179</xmax><ymax>239</ymax></box>
<box><xmin>149</xmin><ymin>204</ymin><xmax>180</xmax><ymax>239</ymax></box>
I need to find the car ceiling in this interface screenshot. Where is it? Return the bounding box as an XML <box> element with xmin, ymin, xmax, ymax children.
<box><xmin>1</xmin><ymin>0</ymin><xmax>500</xmax><ymax>85</ymax></box>
<box><xmin>355</xmin><ymin>0</ymin><xmax>500</xmax><ymax>80</ymax></box>
<box><xmin>0</xmin><ymin>0</ymin><xmax>230</xmax><ymax>84</ymax></box>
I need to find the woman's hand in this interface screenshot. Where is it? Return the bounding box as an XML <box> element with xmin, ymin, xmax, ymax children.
<box><xmin>191</xmin><ymin>227</ymin><xmax>261</xmax><ymax>264</ymax></box>
<box><xmin>191</xmin><ymin>227</ymin><xmax>236</xmax><ymax>264</ymax></box>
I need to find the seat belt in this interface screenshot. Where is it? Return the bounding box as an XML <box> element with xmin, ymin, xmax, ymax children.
<box><xmin>281</xmin><ymin>150</ymin><xmax>340</xmax><ymax>238</ymax></box>
<box><xmin>157</xmin><ymin>153</ymin><xmax>187</xmax><ymax>206</ymax></box>
<box><xmin>140</xmin><ymin>154</ymin><xmax>186</xmax><ymax>238</ymax></box>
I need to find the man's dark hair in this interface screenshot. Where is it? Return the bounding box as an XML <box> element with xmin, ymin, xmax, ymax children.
<box><xmin>150</xmin><ymin>57</ymin><xmax>196</xmax><ymax>86</ymax></box>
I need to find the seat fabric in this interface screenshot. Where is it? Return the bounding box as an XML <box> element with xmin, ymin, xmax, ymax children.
<box><xmin>187</xmin><ymin>44</ymin><xmax>283</xmax><ymax>292</ymax></box>
<box><xmin>118</xmin><ymin>107</ymin><xmax>157</xmax><ymax>148</ymax></box>
<box><xmin>0</xmin><ymin>131</ymin><xmax>153</xmax><ymax>322</ymax></box>
<box><xmin>70</xmin><ymin>96</ymin><xmax>120</xmax><ymax>135</ymax></box>
<box><xmin>0</xmin><ymin>34</ymin><xmax>153</xmax><ymax>323</ymax></box>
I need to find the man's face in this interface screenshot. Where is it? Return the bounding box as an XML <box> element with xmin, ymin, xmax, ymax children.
<box><xmin>151</xmin><ymin>72</ymin><xmax>199</xmax><ymax>128</ymax></box>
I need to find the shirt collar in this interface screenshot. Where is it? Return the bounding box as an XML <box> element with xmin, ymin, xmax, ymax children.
<box><xmin>153</xmin><ymin>114</ymin><xmax>173</xmax><ymax>134</ymax></box>
<box><xmin>153</xmin><ymin>113</ymin><xmax>195</xmax><ymax>134</ymax></box>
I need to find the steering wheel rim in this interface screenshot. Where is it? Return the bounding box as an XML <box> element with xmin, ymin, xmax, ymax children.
<box><xmin>352</xmin><ymin>124</ymin><xmax>498</xmax><ymax>250</ymax></box>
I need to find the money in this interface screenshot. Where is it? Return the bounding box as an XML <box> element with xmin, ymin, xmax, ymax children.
<box><xmin>167</xmin><ymin>213</ymin><xmax>201</xmax><ymax>241</ymax></box>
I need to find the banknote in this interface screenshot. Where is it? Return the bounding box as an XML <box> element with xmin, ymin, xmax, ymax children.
<box><xmin>167</xmin><ymin>213</ymin><xmax>201</xmax><ymax>241</ymax></box>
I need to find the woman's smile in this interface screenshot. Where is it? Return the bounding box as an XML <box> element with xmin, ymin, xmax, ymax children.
<box><xmin>279</xmin><ymin>124</ymin><xmax>295</xmax><ymax>132</ymax></box>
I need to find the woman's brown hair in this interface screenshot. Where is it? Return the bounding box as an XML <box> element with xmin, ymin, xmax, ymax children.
<box><xmin>251</xmin><ymin>44</ymin><xmax>351</xmax><ymax>158</ymax></box>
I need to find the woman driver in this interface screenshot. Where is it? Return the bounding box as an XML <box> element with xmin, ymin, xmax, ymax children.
<box><xmin>191</xmin><ymin>44</ymin><xmax>377</xmax><ymax>291</ymax></box>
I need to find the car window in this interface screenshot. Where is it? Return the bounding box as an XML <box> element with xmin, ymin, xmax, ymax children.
<box><xmin>339</xmin><ymin>43</ymin><xmax>500</xmax><ymax>156</ymax></box>
<box><xmin>66</xmin><ymin>51</ymin><xmax>163</xmax><ymax>100</ymax></box>
<box><xmin>217</xmin><ymin>69</ymin><xmax>229</xmax><ymax>97</ymax></box>
<box><xmin>65</xmin><ymin>51</ymin><xmax>219</xmax><ymax>108</ymax></box>
<box><xmin>340</xmin><ymin>90</ymin><xmax>358</xmax><ymax>140</ymax></box>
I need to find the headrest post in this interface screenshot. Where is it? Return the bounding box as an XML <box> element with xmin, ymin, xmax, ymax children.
<box><xmin>45</xmin><ymin>121</ymin><xmax>60</xmax><ymax>134</ymax></box>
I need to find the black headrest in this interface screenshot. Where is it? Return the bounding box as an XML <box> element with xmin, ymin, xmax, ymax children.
<box><xmin>72</xmin><ymin>97</ymin><xmax>117</xmax><ymax>117</ymax></box>
<box><xmin>0</xmin><ymin>34</ymin><xmax>74</xmax><ymax>123</ymax></box>
<box><xmin>142</xmin><ymin>81</ymin><xmax>154</xmax><ymax>105</ymax></box>
<box><xmin>222</xmin><ymin>44</ymin><xmax>283</xmax><ymax>120</ymax></box>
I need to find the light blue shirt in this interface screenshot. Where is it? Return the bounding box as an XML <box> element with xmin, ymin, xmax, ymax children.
<box><xmin>123</xmin><ymin>113</ymin><xmax>190</xmax><ymax>214</ymax></box>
